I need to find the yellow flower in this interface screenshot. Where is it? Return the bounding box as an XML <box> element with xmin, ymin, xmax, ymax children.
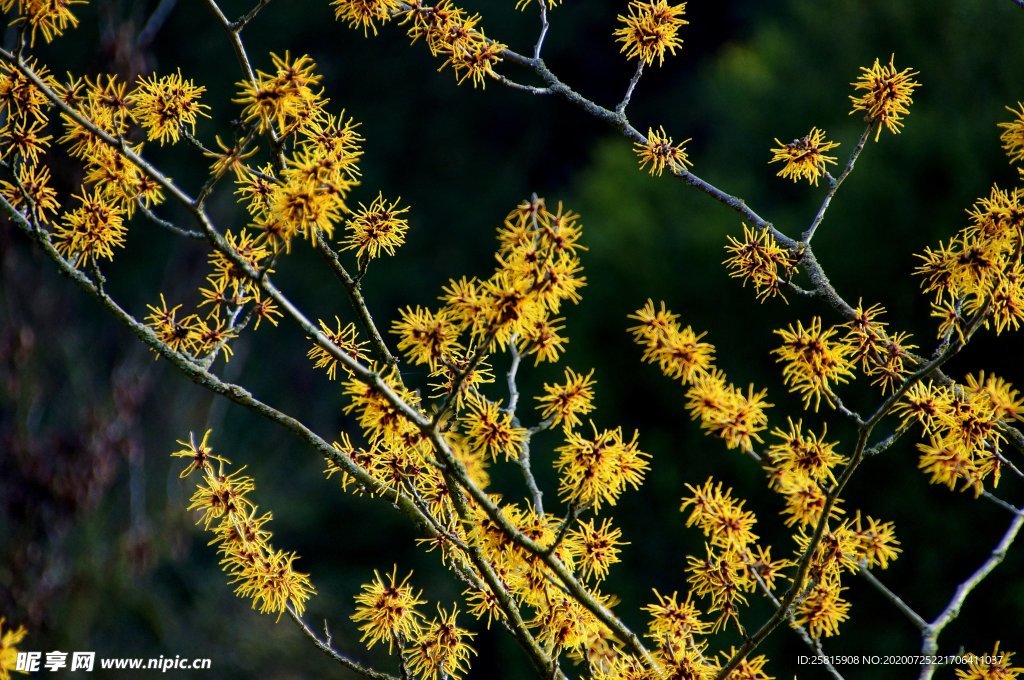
<box><xmin>769</xmin><ymin>127</ymin><xmax>839</xmax><ymax>186</ymax></box>
<box><xmin>772</xmin><ymin>317</ymin><xmax>855</xmax><ymax>411</ymax></box>
<box><xmin>0</xmin><ymin>617</ymin><xmax>28</xmax><ymax>680</ymax></box>
<box><xmin>635</xmin><ymin>126</ymin><xmax>692</xmax><ymax>176</ymax></box>
<box><xmin>128</xmin><ymin>70</ymin><xmax>209</xmax><ymax>145</ymax></box>
<box><xmin>403</xmin><ymin>606</ymin><xmax>476</xmax><ymax>680</ymax></box>
<box><xmin>352</xmin><ymin>566</ymin><xmax>425</xmax><ymax>652</ymax></box>
<box><xmin>2</xmin><ymin>0</ymin><xmax>85</xmax><ymax>46</ymax></box>
<box><xmin>0</xmin><ymin>163</ymin><xmax>60</xmax><ymax>223</ymax></box>
<box><xmin>564</xmin><ymin>518</ymin><xmax>627</xmax><ymax>582</ymax></box>
<box><xmin>462</xmin><ymin>393</ymin><xmax>526</xmax><ymax>460</ymax></box>
<box><xmin>723</xmin><ymin>224</ymin><xmax>800</xmax><ymax>302</ymax></box>
<box><xmin>331</xmin><ymin>0</ymin><xmax>404</xmax><ymax>36</ymax></box>
<box><xmin>536</xmin><ymin>367</ymin><xmax>596</xmax><ymax>430</ymax></box>
<box><xmin>792</xmin><ymin>583</ymin><xmax>850</xmax><ymax>638</ymax></box>
<box><xmin>957</xmin><ymin>642</ymin><xmax>1023</xmax><ymax>680</ymax></box>
<box><xmin>308</xmin><ymin>317</ymin><xmax>368</xmax><ymax>380</ymax></box>
<box><xmin>614</xmin><ymin>0</ymin><xmax>688</xmax><ymax>67</ymax></box>
<box><xmin>342</xmin><ymin>193</ymin><xmax>410</xmax><ymax>259</ymax></box>
<box><xmin>849</xmin><ymin>55</ymin><xmax>920</xmax><ymax>141</ymax></box>
<box><xmin>628</xmin><ymin>299</ymin><xmax>714</xmax><ymax>383</ymax></box>
<box><xmin>555</xmin><ymin>423</ymin><xmax>648</xmax><ymax>511</ymax></box>
<box><xmin>998</xmin><ymin>102</ymin><xmax>1024</xmax><ymax>165</ymax></box>
<box><xmin>229</xmin><ymin>548</ymin><xmax>315</xmax><ymax>619</ymax></box>
<box><xmin>52</xmin><ymin>188</ymin><xmax>128</xmax><ymax>266</ymax></box>
<box><xmin>391</xmin><ymin>305</ymin><xmax>462</xmax><ymax>369</ymax></box>
<box><xmin>171</xmin><ymin>430</ymin><xmax>231</xmax><ymax>478</ymax></box>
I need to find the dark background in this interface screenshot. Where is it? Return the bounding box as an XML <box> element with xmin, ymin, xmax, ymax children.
<box><xmin>2</xmin><ymin>0</ymin><xmax>1024</xmax><ymax>677</ymax></box>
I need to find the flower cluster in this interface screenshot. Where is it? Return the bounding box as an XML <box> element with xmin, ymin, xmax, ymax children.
<box><xmin>896</xmin><ymin>374</ymin><xmax>1022</xmax><ymax>495</ymax></box>
<box><xmin>916</xmin><ymin>185</ymin><xmax>1024</xmax><ymax>338</ymax></box>
<box><xmin>630</xmin><ymin>300</ymin><xmax>770</xmax><ymax>452</ymax></box>
<box><xmin>635</xmin><ymin>126</ymin><xmax>692</xmax><ymax>176</ymax></box>
<box><xmin>332</xmin><ymin>0</ymin><xmax>506</xmax><ymax>88</ymax></box>
<box><xmin>723</xmin><ymin>224</ymin><xmax>801</xmax><ymax>301</ymax></box>
<box><xmin>614</xmin><ymin>0</ymin><xmax>688</xmax><ymax>67</ymax></box>
<box><xmin>849</xmin><ymin>55</ymin><xmax>920</xmax><ymax>141</ymax></box>
<box><xmin>769</xmin><ymin>127</ymin><xmax>839</xmax><ymax>186</ymax></box>
<box><xmin>171</xmin><ymin>431</ymin><xmax>315</xmax><ymax>619</ymax></box>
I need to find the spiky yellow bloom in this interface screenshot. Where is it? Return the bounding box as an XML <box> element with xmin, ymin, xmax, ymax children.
<box><xmin>793</xmin><ymin>583</ymin><xmax>850</xmax><ymax>638</ymax></box>
<box><xmin>565</xmin><ymin>518</ymin><xmax>627</xmax><ymax>582</ymax></box>
<box><xmin>1</xmin><ymin>0</ymin><xmax>85</xmax><ymax>46</ymax></box>
<box><xmin>772</xmin><ymin>317</ymin><xmax>855</xmax><ymax>411</ymax></box>
<box><xmin>999</xmin><ymin>103</ymin><xmax>1024</xmax><ymax>165</ymax></box>
<box><xmin>145</xmin><ymin>293</ymin><xmax>198</xmax><ymax>354</ymax></box>
<box><xmin>629</xmin><ymin>300</ymin><xmax>715</xmax><ymax>383</ymax></box>
<box><xmin>308</xmin><ymin>317</ymin><xmax>368</xmax><ymax>380</ymax></box>
<box><xmin>681</xmin><ymin>478</ymin><xmax>758</xmax><ymax>552</ymax></box>
<box><xmin>684</xmin><ymin>369</ymin><xmax>771</xmax><ymax>452</ymax></box>
<box><xmin>52</xmin><ymin>188</ymin><xmax>127</xmax><ymax>266</ymax></box>
<box><xmin>769</xmin><ymin>127</ymin><xmax>839</xmax><ymax>186</ymax></box>
<box><xmin>441</xmin><ymin>30</ymin><xmax>505</xmax><ymax>88</ymax></box>
<box><xmin>635</xmin><ymin>126</ymin><xmax>692</xmax><ymax>176</ymax></box>
<box><xmin>343</xmin><ymin>193</ymin><xmax>410</xmax><ymax>259</ymax></box>
<box><xmin>331</xmin><ymin>0</ymin><xmax>404</xmax><ymax>35</ymax></box>
<box><xmin>392</xmin><ymin>306</ymin><xmax>462</xmax><ymax>368</ymax></box>
<box><xmin>0</xmin><ymin>117</ymin><xmax>51</xmax><ymax>165</ymax></box>
<box><xmin>128</xmin><ymin>70</ymin><xmax>209</xmax><ymax>145</ymax></box>
<box><xmin>966</xmin><ymin>372</ymin><xmax>1024</xmax><ymax>422</ymax></box>
<box><xmin>957</xmin><ymin>642</ymin><xmax>1023</xmax><ymax>680</ymax></box>
<box><xmin>555</xmin><ymin>423</ymin><xmax>649</xmax><ymax>511</ymax></box>
<box><xmin>234</xmin><ymin>52</ymin><xmax>323</xmax><ymax>136</ymax></box>
<box><xmin>403</xmin><ymin>606</ymin><xmax>476</xmax><ymax>680</ymax></box>
<box><xmin>0</xmin><ymin>163</ymin><xmax>60</xmax><ymax>223</ymax></box>
<box><xmin>229</xmin><ymin>548</ymin><xmax>315</xmax><ymax>619</ymax></box>
<box><xmin>429</xmin><ymin>351</ymin><xmax>494</xmax><ymax>410</ymax></box>
<box><xmin>712</xmin><ymin>648</ymin><xmax>773</xmax><ymax>680</ymax></box>
<box><xmin>685</xmin><ymin>545</ymin><xmax>751</xmax><ymax>632</ymax></box>
<box><xmin>536</xmin><ymin>367</ymin><xmax>596</xmax><ymax>430</ymax></box>
<box><xmin>463</xmin><ymin>394</ymin><xmax>526</xmax><ymax>460</ymax></box>
<box><xmin>849</xmin><ymin>55</ymin><xmax>920</xmax><ymax>141</ymax></box>
<box><xmin>343</xmin><ymin>370</ymin><xmax>423</xmax><ymax>445</ymax></box>
<box><xmin>528</xmin><ymin>593</ymin><xmax>602</xmax><ymax>652</ymax></box>
<box><xmin>849</xmin><ymin>512</ymin><xmax>901</xmax><ymax>570</ymax></box>
<box><xmin>0</xmin><ymin>57</ymin><xmax>57</xmax><ymax>124</ymax></box>
<box><xmin>723</xmin><ymin>224</ymin><xmax>801</xmax><ymax>302</ymax></box>
<box><xmin>352</xmin><ymin>566</ymin><xmax>425</xmax><ymax>652</ymax></box>
<box><xmin>188</xmin><ymin>466</ymin><xmax>256</xmax><ymax>530</ymax></box>
<box><xmin>614</xmin><ymin>0</ymin><xmax>688</xmax><ymax>67</ymax></box>
<box><xmin>766</xmin><ymin>418</ymin><xmax>847</xmax><ymax>485</ymax></box>
<box><xmin>171</xmin><ymin>430</ymin><xmax>231</xmax><ymax>479</ymax></box>
<box><xmin>643</xmin><ymin>590</ymin><xmax>707</xmax><ymax>647</ymax></box>
<box><xmin>0</xmin><ymin>617</ymin><xmax>27</xmax><ymax>680</ymax></box>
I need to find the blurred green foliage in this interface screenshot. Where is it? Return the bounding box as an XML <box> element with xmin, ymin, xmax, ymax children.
<box><xmin>3</xmin><ymin>0</ymin><xmax>1024</xmax><ymax>677</ymax></box>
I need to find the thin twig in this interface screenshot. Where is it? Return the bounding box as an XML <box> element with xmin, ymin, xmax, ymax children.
<box><xmin>287</xmin><ymin>607</ymin><xmax>398</xmax><ymax>680</ymax></box>
<box><xmin>533</xmin><ymin>0</ymin><xmax>550</xmax><ymax>60</ymax></box>
<box><xmin>803</xmin><ymin>126</ymin><xmax>872</xmax><ymax>243</ymax></box>
<box><xmin>615</xmin><ymin>62</ymin><xmax>644</xmax><ymax>116</ymax></box>
<box><xmin>858</xmin><ymin>565</ymin><xmax>929</xmax><ymax>631</ymax></box>
<box><xmin>134</xmin><ymin>199</ymin><xmax>205</xmax><ymax>239</ymax></box>
<box><xmin>919</xmin><ymin>506</ymin><xmax>1024</xmax><ymax>679</ymax></box>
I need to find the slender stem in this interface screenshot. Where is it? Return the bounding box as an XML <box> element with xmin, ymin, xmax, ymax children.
<box><xmin>803</xmin><ymin>126</ymin><xmax>872</xmax><ymax>243</ymax></box>
<box><xmin>615</xmin><ymin>63</ymin><xmax>644</xmax><ymax>115</ymax></box>
<box><xmin>919</xmin><ymin>507</ymin><xmax>1024</xmax><ymax>679</ymax></box>
<box><xmin>287</xmin><ymin>607</ymin><xmax>398</xmax><ymax>680</ymax></box>
<box><xmin>314</xmin><ymin>232</ymin><xmax>399</xmax><ymax>368</ymax></box>
<box><xmin>233</xmin><ymin>0</ymin><xmax>273</xmax><ymax>32</ymax></box>
<box><xmin>134</xmin><ymin>200</ymin><xmax>205</xmax><ymax>239</ymax></box>
<box><xmin>858</xmin><ymin>566</ymin><xmax>929</xmax><ymax>631</ymax></box>
<box><xmin>533</xmin><ymin>0</ymin><xmax>549</xmax><ymax>60</ymax></box>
